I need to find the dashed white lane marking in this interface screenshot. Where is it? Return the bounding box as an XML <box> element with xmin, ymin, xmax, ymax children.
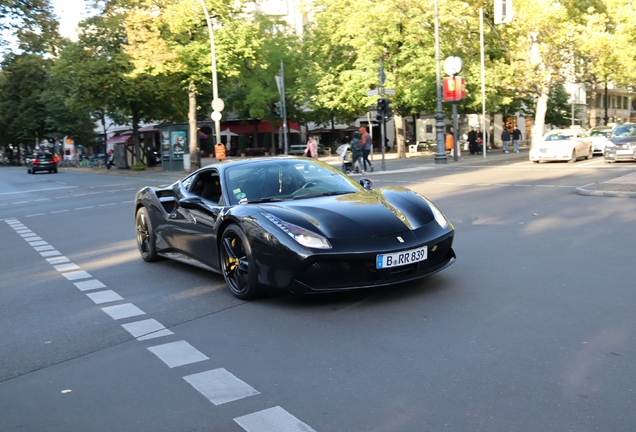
<box><xmin>184</xmin><ymin>368</ymin><xmax>260</xmax><ymax>406</ymax></box>
<box><xmin>54</xmin><ymin>263</ymin><xmax>81</xmax><ymax>272</ymax></box>
<box><xmin>73</xmin><ymin>279</ymin><xmax>107</xmax><ymax>291</ymax></box>
<box><xmin>99</xmin><ymin>203</ymin><xmax>117</xmax><ymax>207</ymax></box>
<box><xmin>51</xmin><ymin>210</ymin><xmax>69</xmax><ymax>214</ymax></box>
<box><xmin>46</xmin><ymin>256</ymin><xmax>70</xmax><ymax>264</ymax></box>
<box><xmin>148</xmin><ymin>340</ymin><xmax>209</xmax><ymax>368</ymax></box>
<box><xmin>5</xmin><ymin>218</ymin><xmax>314</xmax><ymax>430</ymax></box>
<box><xmin>75</xmin><ymin>206</ymin><xmax>95</xmax><ymax>210</ymax></box>
<box><xmin>62</xmin><ymin>270</ymin><xmax>92</xmax><ymax>280</ymax></box>
<box><xmin>234</xmin><ymin>406</ymin><xmax>317</xmax><ymax>432</ymax></box>
<box><xmin>86</xmin><ymin>290</ymin><xmax>124</xmax><ymax>304</ymax></box>
<box><xmin>26</xmin><ymin>213</ymin><xmax>45</xmax><ymax>217</ymax></box>
<box><xmin>121</xmin><ymin>319</ymin><xmax>174</xmax><ymax>341</ymax></box>
<box><xmin>0</xmin><ymin>186</ymin><xmax>77</xmax><ymax>196</ymax></box>
<box><xmin>101</xmin><ymin>303</ymin><xmax>145</xmax><ymax>320</ymax></box>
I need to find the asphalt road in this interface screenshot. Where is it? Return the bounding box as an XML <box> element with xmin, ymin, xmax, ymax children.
<box><xmin>1</xmin><ymin>155</ymin><xmax>636</xmax><ymax>432</ymax></box>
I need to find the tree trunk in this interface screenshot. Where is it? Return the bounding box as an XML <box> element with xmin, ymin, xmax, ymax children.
<box><xmin>131</xmin><ymin>103</ymin><xmax>141</xmax><ymax>165</ymax></box>
<box><xmin>589</xmin><ymin>81</ymin><xmax>598</xmax><ymax>127</ymax></box>
<box><xmin>188</xmin><ymin>84</ymin><xmax>199</xmax><ymax>172</ymax></box>
<box><xmin>533</xmin><ymin>84</ymin><xmax>550</xmax><ymax>148</ymax></box>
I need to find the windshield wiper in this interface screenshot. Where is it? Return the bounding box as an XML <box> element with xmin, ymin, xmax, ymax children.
<box><xmin>241</xmin><ymin>197</ymin><xmax>287</xmax><ymax>204</ymax></box>
<box><xmin>293</xmin><ymin>191</ymin><xmax>351</xmax><ymax>200</ymax></box>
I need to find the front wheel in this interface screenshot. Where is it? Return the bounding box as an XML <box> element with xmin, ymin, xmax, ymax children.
<box><xmin>220</xmin><ymin>225</ymin><xmax>262</xmax><ymax>300</ymax></box>
<box><xmin>136</xmin><ymin>207</ymin><xmax>160</xmax><ymax>262</ymax></box>
<box><xmin>587</xmin><ymin>148</ymin><xmax>594</xmax><ymax>160</ymax></box>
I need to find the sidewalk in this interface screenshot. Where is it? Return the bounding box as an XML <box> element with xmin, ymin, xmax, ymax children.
<box><xmin>99</xmin><ymin>147</ymin><xmax>636</xmax><ymax>198</ymax></box>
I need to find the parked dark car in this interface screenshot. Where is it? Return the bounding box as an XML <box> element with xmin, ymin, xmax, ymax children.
<box><xmin>134</xmin><ymin>157</ymin><xmax>456</xmax><ymax>299</ymax></box>
<box><xmin>604</xmin><ymin>123</ymin><xmax>636</xmax><ymax>163</ymax></box>
<box><xmin>26</xmin><ymin>153</ymin><xmax>59</xmax><ymax>174</ymax></box>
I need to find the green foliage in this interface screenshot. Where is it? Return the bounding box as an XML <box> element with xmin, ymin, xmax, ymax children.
<box><xmin>131</xmin><ymin>162</ymin><xmax>147</xmax><ymax>171</ymax></box>
<box><xmin>545</xmin><ymin>84</ymin><xmax>574</xmax><ymax>127</ymax></box>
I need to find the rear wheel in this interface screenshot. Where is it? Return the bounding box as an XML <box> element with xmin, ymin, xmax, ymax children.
<box><xmin>135</xmin><ymin>207</ymin><xmax>159</xmax><ymax>262</ymax></box>
<box><xmin>587</xmin><ymin>147</ymin><xmax>594</xmax><ymax>160</ymax></box>
<box><xmin>568</xmin><ymin>151</ymin><xmax>576</xmax><ymax>163</ymax></box>
<box><xmin>220</xmin><ymin>224</ymin><xmax>262</xmax><ymax>300</ymax></box>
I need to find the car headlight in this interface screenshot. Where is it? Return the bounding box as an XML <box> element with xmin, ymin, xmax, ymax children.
<box><xmin>605</xmin><ymin>141</ymin><xmax>615</xmax><ymax>149</ymax></box>
<box><xmin>262</xmin><ymin>213</ymin><xmax>331</xmax><ymax>249</ymax></box>
<box><xmin>422</xmin><ymin>198</ymin><xmax>448</xmax><ymax>229</ymax></box>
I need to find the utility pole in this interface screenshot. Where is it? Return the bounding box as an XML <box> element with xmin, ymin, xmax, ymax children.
<box><xmin>280</xmin><ymin>60</ymin><xmax>289</xmax><ymax>155</ymax></box>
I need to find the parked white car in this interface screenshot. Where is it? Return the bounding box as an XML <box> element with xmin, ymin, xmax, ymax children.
<box><xmin>588</xmin><ymin>126</ymin><xmax>612</xmax><ymax>154</ymax></box>
<box><xmin>529</xmin><ymin>129</ymin><xmax>594</xmax><ymax>163</ymax></box>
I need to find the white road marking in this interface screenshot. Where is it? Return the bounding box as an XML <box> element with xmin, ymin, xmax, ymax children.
<box><xmin>74</xmin><ymin>279</ymin><xmax>106</xmax><ymax>292</ymax></box>
<box><xmin>34</xmin><ymin>245</ymin><xmax>55</xmax><ymax>251</ymax></box>
<box><xmin>101</xmin><ymin>303</ymin><xmax>145</xmax><ymax>320</ymax></box>
<box><xmin>62</xmin><ymin>270</ymin><xmax>92</xmax><ymax>280</ymax></box>
<box><xmin>121</xmin><ymin>200</ymin><xmax>134</xmax><ymax>204</ymax></box>
<box><xmin>148</xmin><ymin>340</ymin><xmax>209</xmax><ymax>368</ymax></box>
<box><xmin>75</xmin><ymin>206</ymin><xmax>95</xmax><ymax>210</ymax></box>
<box><xmin>12</xmin><ymin>201</ymin><xmax>28</xmax><ymax>204</ymax></box>
<box><xmin>99</xmin><ymin>203</ymin><xmax>117</xmax><ymax>207</ymax></box>
<box><xmin>121</xmin><ymin>319</ymin><xmax>174</xmax><ymax>341</ymax></box>
<box><xmin>23</xmin><ymin>236</ymin><xmax>42</xmax><ymax>241</ymax></box>
<box><xmin>51</xmin><ymin>210</ymin><xmax>69</xmax><ymax>214</ymax></box>
<box><xmin>40</xmin><ymin>250</ymin><xmax>62</xmax><ymax>258</ymax></box>
<box><xmin>26</xmin><ymin>214</ymin><xmax>45</xmax><ymax>217</ymax></box>
<box><xmin>46</xmin><ymin>256</ymin><xmax>70</xmax><ymax>264</ymax></box>
<box><xmin>536</xmin><ymin>185</ymin><xmax>555</xmax><ymax>188</ymax></box>
<box><xmin>54</xmin><ymin>263</ymin><xmax>81</xmax><ymax>272</ymax></box>
<box><xmin>513</xmin><ymin>184</ymin><xmax>533</xmax><ymax>187</ymax></box>
<box><xmin>234</xmin><ymin>406</ymin><xmax>317</xmax><ymax>432</ymax></box>
<box><xmin>184</xmin><ymin>368</ymin><xmax>260</xmax><ymax>406</ymax></box>
<box><xmin>28</xmin><ymin>240</ymin><xmax>48</xmax><ymax>246</ymax></box>
<box><xmin>86</xmin><ymin>290</ymin><xmax>124</xmax><ymax>304</ymax></box>
<box><xmin>0</xmin><ymin>186</ymin><xmax>77</xmax><ymax>196</ymax></box>
<box><xmin>34</xmin><ymin>198</ymin><xmax>50</xmax><ymax>202</ymax></box>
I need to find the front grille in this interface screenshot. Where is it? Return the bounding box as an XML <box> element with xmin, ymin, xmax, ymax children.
<box><xmin>296</xmin><ymin>236</ymin><xmax>454</xmax><ymax>291</ymax></box>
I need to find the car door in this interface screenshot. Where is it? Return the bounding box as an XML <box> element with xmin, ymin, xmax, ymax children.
<box><xmin>577</xmin><ymin>131</ymin><xmax>592</xmax><ymax>156</ymax></box>
<box><xmin>171</xmin><ymin>169</ymin><xmax>224</xmax><ymax>270</ymax></box>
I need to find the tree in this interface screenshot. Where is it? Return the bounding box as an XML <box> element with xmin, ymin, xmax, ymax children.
<box><xmin>0</xmin><ymin>0</ymin><xmax>59</xmax><ymax>53</ymax></box>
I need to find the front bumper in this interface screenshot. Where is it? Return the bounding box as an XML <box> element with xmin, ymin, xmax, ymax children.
<box><xmin>604</xmin><ymin>148</ymin><xmax>636</xmax><ymax>161</ymax></box>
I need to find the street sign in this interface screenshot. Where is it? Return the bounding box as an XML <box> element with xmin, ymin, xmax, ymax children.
<box><xmin>366</xmin><ymin>89</ymin><xmax>379</xmax><ymax>97</ymax></box>
<box><xmin>384</xmin><ymin>89</ymin><xmax>396</xmax><ymax>95</ymax></box>
<box><xmin>211</xmin><ymin>98</ymin><xmax>224</xmax><ymax>112</ymax></box>
<box><xmin>211</xmin><ymin>111</ymin><xmax>222</xmax><ymax>121</ymax></box>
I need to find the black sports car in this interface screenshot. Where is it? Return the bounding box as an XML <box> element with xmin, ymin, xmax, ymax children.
<box><xmin>134</xmin><ymin>157</ymin><xmax>456</xmax><ymax>299</ymax></box>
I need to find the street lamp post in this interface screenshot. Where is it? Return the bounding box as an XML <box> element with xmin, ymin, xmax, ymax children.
<box><xmin>433</xmin><ymin>0</ymin><xmax>447</xmax><ymax>164</ymax></box>
<box><xmin>199</xmin><ymin>0</ymin><xmax>221</xmax><ymax>146</ymax></box>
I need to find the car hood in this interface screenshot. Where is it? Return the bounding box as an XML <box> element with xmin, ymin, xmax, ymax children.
<box><xmin>609</xmin><ymin>137</ymin><xmax>636</xmax><ymax>146</ymax></box>
<box><xmin>257</xmin><ymin>188</ymin><xmax>437</xmax><ymax>238</ymax></box>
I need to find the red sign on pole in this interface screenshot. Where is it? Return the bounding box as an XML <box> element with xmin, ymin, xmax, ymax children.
<box><xmin>443</xmin><ymin>76</ymin><xmax>466</xmax><ymax>102</ymax></box>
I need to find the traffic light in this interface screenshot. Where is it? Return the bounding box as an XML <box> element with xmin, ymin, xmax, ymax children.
<box><xmin>272</xmin><ymin>102</ymin><xmax>282</xmax><ymax>117</ymax></box>
<box><xmin>385</xmin><ymin>99</ymin><xmax>393</xmax><ymax>120</ymax></box>
<box><xmin>377</xmin><ymin>98</ymin><xmax>387</xmax><ymax>112</ymax></box>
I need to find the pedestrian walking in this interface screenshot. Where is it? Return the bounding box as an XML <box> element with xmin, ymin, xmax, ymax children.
<box><xmin>468</xmin><ymin>127</ymin><xmax>479</xmax><ymax>155</ymax></box>
<box><xmin>350</xmin><ymin>132</ymin><xmax>363</xmax><ymax>173</ymax></box>
<box><xmin>303</xmin><ymin>135</ymin><xmax>318</xmax><ymax>158</ymax></box>
<box><xmin>445</xmin><ymin>127</ymin><xmax>455</xmax><ymax>156</ymax></box>
<box><xmin>501</xmin><ymin>127</ymin><xmax>511</xmax><ymax>153</ymax></box>
<box><xmin>359</xmin><ymin>126</ymin><xmax>373</xmax><ymax>173</ymax></box>
<box><xmin>512</xmin><ymin>126</ymin><xmax>522</xmax><ymax>153</ymax></box>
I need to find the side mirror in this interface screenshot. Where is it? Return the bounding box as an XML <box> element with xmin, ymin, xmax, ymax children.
<box><xmin>359</xmin><ymin>177</ymin><xmax>373</xmax><ymax>190</ymax></box>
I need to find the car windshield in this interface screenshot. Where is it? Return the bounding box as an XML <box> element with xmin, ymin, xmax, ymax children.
<box><xmin>611</xmin><ymin>125</ymin><xmax>636</xmax><ymax>138</ymax></box>
<box><xmin>544</xmin><ymin>132</ymin><xmax>574</xmax><ymax>141</ymax></box>
<box><xmin>589</xmin><ymin>129</ymin><xmax>610</xmax><ymax>137</ymax></box>
<box><xmin>224</xmin><ymin>159</ymin><xmax>360</xmax><ymax>205</ymax></box>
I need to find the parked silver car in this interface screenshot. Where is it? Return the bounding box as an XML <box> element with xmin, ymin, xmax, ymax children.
<box><xmin>588</xmin><ymin>126</ymin><xmax>612</xmax><ymax>154</ymax></box>
<box><xmin>529</xmin><ymin>128</ymin><xmax>594</xmax><ymax>163</ymax></box>
<box><xmin>604</xmin><ymin>123</ymin><xmax>636</xmax><ymax>163</ymax></box>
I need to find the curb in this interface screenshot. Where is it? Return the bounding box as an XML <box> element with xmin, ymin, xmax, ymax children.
<box><xmin>576</xmin><ymin>186</ymin><xmax>636</xmax><ymax>198</ymax></box>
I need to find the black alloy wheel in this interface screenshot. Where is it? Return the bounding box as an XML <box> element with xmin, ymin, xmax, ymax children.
<box><xmin>220</xmin><ymin>225</ymin><xmax>262</xmax><ymax>300</ymax></box>
<box><xmin>136</xmin><ymin>207</ymin><xmax>159</xmax><ymax>262</ymax></box>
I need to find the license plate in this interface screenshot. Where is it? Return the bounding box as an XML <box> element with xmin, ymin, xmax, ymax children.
<box><xmin>616</xmin><ymin>149</ymin><xmax>633</xmax><ymax>155</ymax></box>
<box><xmin>377</xmin><ymin>246</ymin><xmax>427</xmax><ymax>269</ymax></box>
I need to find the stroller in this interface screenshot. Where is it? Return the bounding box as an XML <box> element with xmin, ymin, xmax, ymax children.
<box><xmin>336</xmin><ymin>144</ymin><xmax>353</xmax><ymax>174</ymax></box>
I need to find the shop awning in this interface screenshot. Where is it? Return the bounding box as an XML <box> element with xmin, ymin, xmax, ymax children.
<box><xmin>106</xmin><ymin>134</ymin><xmax>132</xmax><ymax>144</ymax></box>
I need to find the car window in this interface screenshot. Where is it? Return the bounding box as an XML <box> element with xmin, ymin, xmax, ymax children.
<box><xmin>590</xmin><ymin>129</ymin><xmax>610</xmax><ymax>137</ymax></box>
<box><xmin>224</xmin><ymin>160</ymin><xmax>360</xmax><ymax>205</ymax></box>
<box><xmin>545</xmin><ymin>132</ymin><xmax>573</xmax><ymax>141</ymax></box>
<box><xmin>190</xmin><ymin>169</ymin><xmax>223</xmax><ymax>204</ymax></box>
<box><xmin>611</xmin><ymin>125</ymin><xmax>636</xmax><ymax>137</ymax></box>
